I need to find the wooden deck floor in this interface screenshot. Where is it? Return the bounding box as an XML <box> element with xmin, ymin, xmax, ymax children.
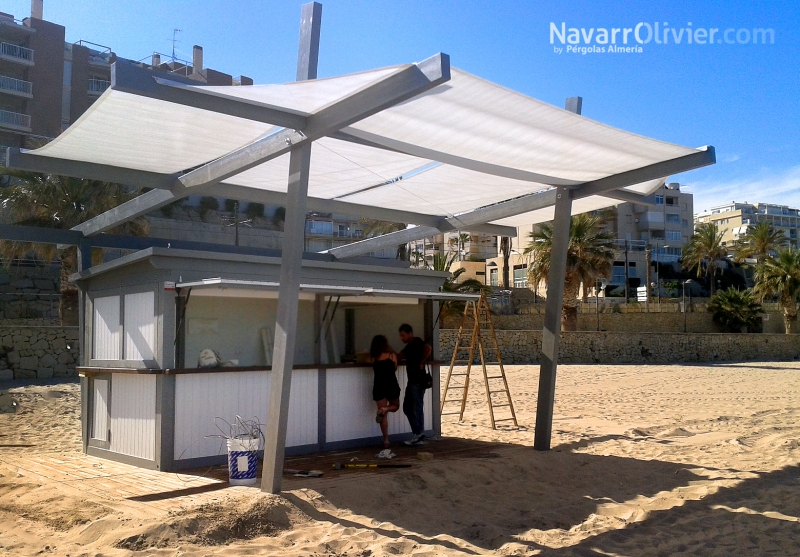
<box><xmin>0</xmin><ymin>436</ymin><xmax>505</xmax><ymax>515</ymax></box>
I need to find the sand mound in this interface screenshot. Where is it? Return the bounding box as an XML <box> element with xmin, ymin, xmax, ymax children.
<box><xmin>115</xmin><ymin>494</ymin><xmax>309</xmax><ymax>550</ymax></box>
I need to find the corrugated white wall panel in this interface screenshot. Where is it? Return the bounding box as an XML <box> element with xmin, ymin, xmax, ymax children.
<box><xmin>92</xmin><ymin>379</ymin><xmax>109</xmax><ymax>441</ymax></box>
<box><xmin>173</xmin><ymin>369</ymin><xmax>318</xmax><ymax>461</ymax></box>
<box><xmin>93</xmin><ymin>296</ymin><xmax>120</xmax><ymax>360</ymax></box>
<box><xmin>124</xmin><ymin>292</ymin><xmax>155</xmax><ymax>361</ymax></box>
<box><xmin>326</xmin><ymin>366</ymin><xmax>432</xmax><ymax>442</ymax></box>
<box><xmin>109</xmin><ymin>374</ymin><xmax>157</xmax><ymax>460</ymax></box>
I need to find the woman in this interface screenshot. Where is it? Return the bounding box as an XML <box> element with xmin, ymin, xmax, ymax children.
<box><xmin>369</xmin><ymin>335</ymin><xmax>401</xmax><ymax>448</ymax></box>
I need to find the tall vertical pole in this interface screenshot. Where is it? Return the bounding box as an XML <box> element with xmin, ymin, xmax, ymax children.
<box><xmin>261</xmin><ymin>1</ymin><xmax>321</xmax><ymax>494</ymax></box>
<box><xmin>533</xmin><ymin>96</ymin><xmax>580</xmax><ymax>451</ymax></box>
<box><xmin>624</xmin><ymin>240</ymin><xmax>629</xmax><ymax>302</ymax></box>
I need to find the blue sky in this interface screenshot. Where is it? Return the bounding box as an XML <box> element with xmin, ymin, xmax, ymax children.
<box><xmin>6</xmin><ymin>0</ymin><xmax>798</xmax><ymax>214</ymax></box>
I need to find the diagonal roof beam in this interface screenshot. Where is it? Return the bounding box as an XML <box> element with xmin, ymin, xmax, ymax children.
<box><xmin>327</xmin><ymin>188</ymin><xmax>559</xmax><ymax>259</ymax></box>
<box><xmin>178</xmin><ymin>53</ymin><xmax>450</xmax><ymax>189</ymax></box>
<box><xmin>112</xmin><ymin>60</ymin><xmax>308</xmax><ymax>129</ymax></box>
<box><xmin>597</xmin><ymin>185</ymin><xmax>662</xmax><ymax>207</ymax></box>
<box><xmin>334</xmin><ymin>129</ymin><xmax>580</xmax><ymax>187</ymax></box>
<box><xmin>326</xmin><ymin>147</ymin><xmax>716</xmax><ymax>259</ymax></box>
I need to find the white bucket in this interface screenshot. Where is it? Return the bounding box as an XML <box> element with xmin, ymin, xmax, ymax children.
<box><xmin>227</xmin><ymin>436</ymin><xmax>259</xmax><ymax>486</ymax></box>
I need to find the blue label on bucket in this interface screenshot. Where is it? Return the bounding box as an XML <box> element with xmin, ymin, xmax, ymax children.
<box><xmin>228</xmin><ymin>450</ymin><xmax>258</xmax><ymax>480</ymax></box>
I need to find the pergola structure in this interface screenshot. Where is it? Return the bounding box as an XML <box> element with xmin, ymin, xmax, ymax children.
<box><xmin>2</xmin><ymin>3</ymin><xmax>714</xmax><ymax>493</ymax></box>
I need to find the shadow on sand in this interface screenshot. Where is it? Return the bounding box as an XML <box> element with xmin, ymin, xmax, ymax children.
<box><xmin>283</xmin><ymin>436</ymin><xmax>798</xmax><ymax>555</ymax></box>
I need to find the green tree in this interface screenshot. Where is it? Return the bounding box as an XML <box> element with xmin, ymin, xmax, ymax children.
<box><xmin>0</xmin><ymin>170</ymin><xmax>148</xmax><ymax>325</ymax></box>
<box><xmin>523</xmin><ymin>212</ymin><xmax>615</xmax><ymax>331</ymax></box>
<box><xmin>360</xmin><ymin>219</ymin><xmax>408</xmax><ymax>261</ymax></box>
<box><xmin>434</xmin><ymin>252</ymin><xmax>491</xmax><ymax>319</ymax></box>
<box><xmin>682</xmin><ymin>222</ymin><xmax>727</xmax><ymax>295</ymax></box>
<box><xmin>753</xmin><ymin>248</ymin><xmax>800</xmax><ymax>334</ymax></box>
<box><xmin>734</xmin><ymin>220</ymin><xmax>789</xmax><ymax>262</ymax></box>
<box><xmin>707</xmin><ymin>287</ymin><xmax>764</xmax><ymax>333</ymax></box>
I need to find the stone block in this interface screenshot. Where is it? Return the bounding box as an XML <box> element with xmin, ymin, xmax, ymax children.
<box><xmin>1</xmin><ymin>336</ymin><xmax>12</xmax><ymax>349</ymax></box>
<box><xmin>6</xmin><ymin>351</ymin><xmax>19</xmax><ymax>364</ymax></box>
<box><xmin>39</xmin><ymin>354</ymin><xmax>57</xmax><ymax>368</ymax></box>
<box><xmin>0</xmin><ymin>369</ymin><xmax>12</xmax><ymax>380</ymax></box>
<box><xmin>18</xmin><ymin>355</ymin><xmax>38</xmax><ymax>370</ymax></box>
<box><xmin>15</xmin><ymin>369</ymin><xmax>35</xmax><ymax>379</ymax></box>
<box><xmin>51</xmin><ymin>338</ymin><xmax>67</xmax><ymax>350</ymax></box>
<box><xmin>57</xmin><ymin>352</ymin><xmax>74</xmax><ymax>364</ymax></box>
<box><xmin>31</xmin><ymin>339</ymin><xmax>49</xmax><ymax>351</ymax></box>
<box><xmin>33</xmin><ymin>279</ymin><xmax>56</xmax><ymax>291</ymax></box>
<box><xmin>53</xmin><ymin>363</ymin><xmax>68</xmax><ymax>376</ymax></box>
<box><xmin>37</xmin><ymin>368</ymin><xmax>53</xmax><ymax>379</ymax></box>
<box><xmin>10</xmin><ymin>279</ymin><xmax>34</xmax><ymax>289</ymax></box>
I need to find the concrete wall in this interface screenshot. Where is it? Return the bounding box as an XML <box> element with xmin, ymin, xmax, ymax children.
<box><xmin>440</xmin><ymin>329</ymin><xmax>800</xmax><ymax>365</ymax></box>
<box><xmin>0</xmin><ymin>324</ymin><xmax>80</xmax><ymax>379</ymax></box>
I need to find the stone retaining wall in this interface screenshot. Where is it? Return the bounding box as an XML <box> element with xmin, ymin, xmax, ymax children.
<box><xmin>0</xmin><ymin>326</ymin><xmax>80</xmax><ymax>380</ymax></box>
<box><xmin>443</xmin><ymin>311</ymin><xmax>787</xmax><ymax>334</ymax></box>
<box><xmin>439</xmin><ymin>329</ymin><xmax>800</xmax><ymax>364</ymax></box>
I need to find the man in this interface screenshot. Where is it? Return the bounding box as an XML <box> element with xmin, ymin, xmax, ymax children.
<box><xmin>398</xmin><ymin>323</ymin><xmax>432</xmax><ymax>446</ymax></box>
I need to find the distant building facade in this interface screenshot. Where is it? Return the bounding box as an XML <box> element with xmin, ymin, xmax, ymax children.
<box><xmin>483</xmin><ymin>182</ymin><xmax>693</xmax><ymax>291</ymax></box>
<box><xmin>695</xmin><ymin>202</ymin><xmax>800</xmax><ymax>250</ymax></box>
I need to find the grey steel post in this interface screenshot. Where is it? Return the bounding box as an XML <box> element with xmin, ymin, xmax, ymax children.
<box><xmin>297</xmin><ymin>2</ymin><xmax>322</xmax><ymax>81</ymax></box>
<box><xmin>261</xmin><ymin>1</ymin><xmax>320</xmax><ymax>493</ymax></box>
<box><xmin>261</xmin><ymin>142</ymin><xmax>312</xmax><ymax>493</ymax></box>
<box><xmin>533</xmin><ymin>96</ymin><xmax>581</xmax><ymax>451</ymax></box>
<box><xmin>533</xmin><ymin>186</ymin><xmax>573</xmax><ymax>450</ymax></box>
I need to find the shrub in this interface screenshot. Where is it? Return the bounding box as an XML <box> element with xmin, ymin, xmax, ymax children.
<box><xmin>224</xmin><ymin>199</ymin><xmax>237</xmax><ymax>213</ymax></box>
<box><xmin>245</xmin><ymin>202</ymin><xmax>265</xmax><ymax>219</ymax></box>
<box><xmin>707</xmin><ymin>287</ymin><xmax>764</xmax><ymax>333</ymax></box>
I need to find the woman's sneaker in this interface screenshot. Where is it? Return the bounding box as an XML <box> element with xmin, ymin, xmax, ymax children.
<box><xmin>403</xmin><ymin>434</ymin><xmax>425</xmax><ymax>446</ymax></box>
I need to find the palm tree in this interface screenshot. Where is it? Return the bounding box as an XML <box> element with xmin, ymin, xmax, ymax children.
<box><xmin>360</xmin><ymin>218</ymin><xmax>408</xmax><ymax>260</ymax></box>
<box><xmin>734</xmin><ymin>220</ymin><xmax>788</xmax><ymax>262</ymax></box>
<box><xmin>682</xmin><ymin>222</ymin><xmax>727</xmax><ymax>295</ymax></box>
<box><xmin>435</xmin><ymin>252</ymin><xmax>491</xmax><ymax>318</ymax></box>
<box><xmin>707</xmin><ymin>287</ymin><xmax>764</xmax><ymax>333</ymax></box>
<box><xmin>753</xmin><ymin>248</ymin><xmax>800</xmax><ymax>334</ymax></box>
<box><xmin>499</xmin><ymin>236</ymin><xmax>511</xmax><ymax>288</ymax></box>
<box><xmin>523</xmin><ymin>212</ymin><xmax>615</xmax><ymax>331</ymax></box>
<box><xmin>0</xmin><ymin>169</ymin><xmax>148</xmax><ymax>325</ymax></box>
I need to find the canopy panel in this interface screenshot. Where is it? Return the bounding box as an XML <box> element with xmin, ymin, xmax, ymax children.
<box><xmin>27</xmin><ymin>62</ymin><xmax>703</xmax><ymax>227</ymax></box>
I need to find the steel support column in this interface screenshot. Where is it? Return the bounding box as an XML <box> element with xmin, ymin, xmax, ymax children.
<box><xmin>261</xmin><ymin>1</ymin><xmax>321</xmax><ymax>494</ymax></box>
<box><xmin>533</xmin><ymin>97</ymin><xmax>582</xmax><ymax>451</ymax></box>
<box><xmin>261</xmin><ymin>142</ymin><xmax>312</xmax><ymax>493</ymax></box>
<box><xmin>532</xmin><ymin>186</ymin><xmax>572</xmax><ymax>450</ymax></box>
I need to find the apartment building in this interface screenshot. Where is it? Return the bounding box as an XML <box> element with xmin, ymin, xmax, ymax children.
<box><xmin>695</xmin><ymin>202</ymin><xmax>799</xmax><ymax>250</ymax></box>
<box><xmin>0</xmin><ymin>1</ymin><xmax>246</xmax><ymax>155</ymax></box>
<box><xmin>483</xmin><ymin>182</ymin><xmax>693</xmax><ymax>290</ymax></box>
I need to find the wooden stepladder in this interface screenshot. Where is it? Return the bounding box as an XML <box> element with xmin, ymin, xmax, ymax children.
<box><xmin>440</xmin><ymin>292</ymin><xmax>518</xmax><ymax>429</ymax></box>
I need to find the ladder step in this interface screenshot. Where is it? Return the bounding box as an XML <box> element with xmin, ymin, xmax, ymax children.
<box><xmin>491</xmin><ymin>404</ymin><xmax>511</xmax><ymax>408</ymax></box>
<box><xmin>486</xmin><ymin>376</ymin><xmax>505</xmax><ymax>380</ymax></box>
<box><xmin>494</xmin><ymin>418</ymin><xmax>517</xmax><ymax>422</ymax></box>
<box><xmin>488</xmin><ymin>390</ymin><xmax>509</xmax><ymax>394</ymax></box>
<box><xmin>441</xmin><ymin>412</ymin><xmax>463</xmax><ymax>416</ymax></box>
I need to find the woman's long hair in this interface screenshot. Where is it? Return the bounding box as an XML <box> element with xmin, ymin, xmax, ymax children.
<box><xmin>370</xmin><ymin>335</ymin><xmax>390</xmax><ymax>359</ymax></box>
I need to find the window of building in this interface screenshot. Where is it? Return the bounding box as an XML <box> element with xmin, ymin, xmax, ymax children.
<box><xmin>337</xmin><ymin>224</ymin><xmax>348</xmax><ymax>237</ymax></box>
<box><xmin>655</xmin><ymin>195</ymin><xmax>664</xmax><ymax>205</ymax></box>
<box><xmin>513</xmin><ymin>265</ymin><xmax>528</xmax><ymax>288</ymax></box>
<box><xmin>666</xmin><ymin>213</ymin><xmax>681</xmax><ymax>224</ymax></box>
<box><xmin>666</xmin><ymin>230</ymin><xmax>682</xmax><ymax>241</ymax></box>
<box><xmin>489</xmin><ymin>268</ymin><xmax>498</xmax><ymax>286</ymax></box>
<box><xmin>666</xmin><ymin>197</ymin><xmax>678</xmax><ymax>206</ymax></box>
<box><xmin>682</xmin><ymin>219</ymin><xmax>689</xmax><ymax>228</ymax></box>
<box><xmin>353</xmin><ymin>229</ymin><xmax>363</xmax><ymax>238</ymax></box>
<box><xmin>306</xmin><ymin>220</ymin><xmax>333</xmax><ymax>235</ymax></box>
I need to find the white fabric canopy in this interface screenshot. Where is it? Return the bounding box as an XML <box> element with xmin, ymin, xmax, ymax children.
<box><xmin>30</xmin><ymin>64</ymin><xmax>702</xmax><ymax>227</ymax></box>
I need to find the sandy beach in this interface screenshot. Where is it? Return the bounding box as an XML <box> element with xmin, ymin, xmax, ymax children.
<box><xmin>1</xmin><ymin>362</ymin><xmax>799</xmax><ymax>556</ymax></box>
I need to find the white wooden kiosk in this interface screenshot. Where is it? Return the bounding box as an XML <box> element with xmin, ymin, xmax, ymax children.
<box><xmin>75</xmin><ymin>247</ymin><xmax>462</xmax><ymax>470</ymax></box>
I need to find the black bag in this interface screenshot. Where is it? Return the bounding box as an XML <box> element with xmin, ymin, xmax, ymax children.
<box><xmin>423</xmin><ymin>363</ymin><xmax>433</xmax><ymax>390</ymax></box>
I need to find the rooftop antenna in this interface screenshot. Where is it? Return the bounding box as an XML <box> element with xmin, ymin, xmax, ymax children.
<box><xmin>171</xmin><ymin>29</ymin><xmax>181</xmax><ymax>64</ymax></box>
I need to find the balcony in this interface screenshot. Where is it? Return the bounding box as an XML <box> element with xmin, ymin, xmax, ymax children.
<box><xmin>0</xmin><ymin>108</ymin><xmax>31</xmax><ymax>131</ymax></box>
<box><xmin>87</xmin><ymin>78</ymin><xmax>110</xmax><ymax>95</ymax></box>
<box><xmin>0</xmin><ymin>74</ymin><xmax>32</xmax><ymax>97</ymax></box>
<box><xmin>0</xmin><ymin>42</ymin><xmax>34</xmax><ymax>66</ymax></box>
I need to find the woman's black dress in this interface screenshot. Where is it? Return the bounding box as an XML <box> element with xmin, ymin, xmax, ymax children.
<box><xmin>372</xmin><ymin>358</ymin><xmax>401</xmax><ymax>401</ymax></box>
